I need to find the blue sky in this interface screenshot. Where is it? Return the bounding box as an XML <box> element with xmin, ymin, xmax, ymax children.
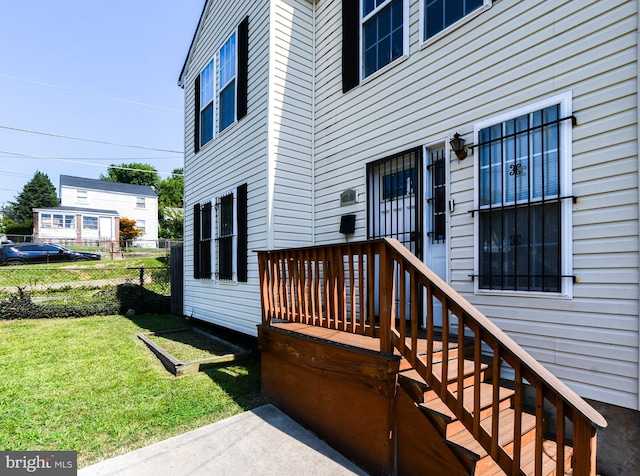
<box><xmin>0</xmin><ymin>0</ymin><xmax>204</xmax><ymax>207</ymax></box>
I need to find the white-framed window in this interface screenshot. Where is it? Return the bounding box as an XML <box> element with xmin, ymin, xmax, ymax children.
<box><xmin>215</xmin><ymin>191</ymin><xmax>236</xmax><ymax>280</ymax></box>
<box><xmin>45</xmin><ymin>213</ymin><xmax>75</xmax><ymax>229</ymax></box>
<box><xmin>474</xmin><ymin>92</ymin><xmax>573</xmax><ymax>295</ymax></box>
<box><xmin>137</xmin><ymin>219</ymin><xmax>146</xmax><ymax>235</ymax></box>
<box><xmin>219</xmin><ymin>31</ymin><xmax>237</xmax><ymax>131</ymax></box>
<box><xmin>83</xmin><ymin>216</ymin><xmax>98</xmax><ymax>230</ymax></box>
<box><xmin>421</xmin><ymin>0</ymin><xmax>489</xmax><ymax>42</ymax></box>
<box><xmin>77</xmin><ymin>189</ymin><xmax>88</xmax><ymax>202</ymax></box>
<box><xmin>362</xmin><ymin>0</ymin><xmax>407</xmax><ymax>79</ymax></box>
<box><xmin>200</xmin><ymin>58</ymin><xmax>215</xmax><ymax>146</ymax></box>
<box><xmin>136</xmin><ymin>196</ymin><xmax>146</xmax><ymax>209</ymax></box>
<box><xmin>41</xmin><ymin>213</ymin><xmax>53</xmax><ymax>229</ymax></box>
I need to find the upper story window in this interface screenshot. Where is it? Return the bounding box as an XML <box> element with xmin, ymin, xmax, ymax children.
<box><xmin>192</xmin><ymin>17</ymin><xmax>249</xmax><ymax>154</ymax></box>
<box><xmin>136</xmin><ymin>196</ymin><xmax>146</xmax><ymax>209</ymax></box>
<box><xmin>423</xmin><ymin>0</ymin><xmax>486</xmax><ymax>41</ymax></box>
<box><xmin>475</xmin><ymin>93</ymin><xmax>573</xmax><ymax>295</ymax></box>
<box><xmin>199</xmin><ymin>59</ymin><xmax>215</xmax><ymax>147</ymax></box>
<box><xmin>219</xmin><ymin>32</ymin><xmax>237</xmax><ymax>131</ymax></box>
<box><xmin>362</xmin><ymin>0</ymin><xmax>405</xmax><ymax>79</ymax></box>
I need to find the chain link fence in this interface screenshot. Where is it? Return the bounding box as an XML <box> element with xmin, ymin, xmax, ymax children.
<box><xmin>0</xmin><ymin>266</ymin><xmax>171</xmax><ymax>319</ymax></box>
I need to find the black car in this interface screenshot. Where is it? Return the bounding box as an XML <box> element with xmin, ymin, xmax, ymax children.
<box><xmin>0</xmin><ymin>243</ymin><xmax>101</xmax><ymax>265</ymax></box>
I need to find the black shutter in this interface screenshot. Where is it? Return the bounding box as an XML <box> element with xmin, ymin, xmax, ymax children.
<box><xmin>193</xmin><ymin>203</ymin><xmax>201</xmax><ymax>278</ymax></box>
<box><xmin>201</xmin><ymin>202</ymin><xmax>212</xmax><ymax>279</ymax></box>
<box><xmin>236</xmin><ymin>183</ymin><xmax>248</xmax><ymax>282</ymax></box>
<box><xmin>237</xmin><ymin>16</ymin><xmax>249</xmax><ymax>120</ymax></box>
<box><xmin>194</xmin><ymin>75</ymin><xmax>201</xmax><ymax>154</ymax></box>
<box><xmin>342</xmin><ymin>0</ymin><xmax>359</xmax><ymax>93</ymax></box>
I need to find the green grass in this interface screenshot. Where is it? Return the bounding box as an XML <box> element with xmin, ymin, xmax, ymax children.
<box><xmin>0</xmin><ymin>314</ymin><xmax>264</xmax><ymax>468</ymax></box>
<box><xmin>148</xmin><ymin>330</ymin><xmax>234</xmax><ymax>362</ymax></box>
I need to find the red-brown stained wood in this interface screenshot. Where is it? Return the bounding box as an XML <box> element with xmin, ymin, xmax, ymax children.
<box><xmin>259</xmin><ymin>325</ymin><xmax>399</xmax><ymax>475</ymax></box>
<box><xmin>396</xmin><ymin>387</ymin><xmax>469</xmax><ymax>476</ymax></box>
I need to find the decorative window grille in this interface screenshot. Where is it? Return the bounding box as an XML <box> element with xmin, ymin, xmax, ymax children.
<box><xmin>216</xmin><ymin>192</ymin><xmax>234</xmax><ymax>280</ymax></box>
<box><xmin>478</xmin><ymin>104</ymin><xmax>566</xmax><ymax>292</ymax></box>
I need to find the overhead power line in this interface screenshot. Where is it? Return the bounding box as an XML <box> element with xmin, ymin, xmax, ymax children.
<box><xmin>0</xmin><ymin>124</ymin><xmax>184</xmax><ymax>154</ymax></box>
<box><xmin>0</xmin><ymin>73</ymin><xmax>182</xmax><ymax>114</ymax></box>
<box><xmin>0</xmin><ymin>150</ymin><xmax>183</xmax><ymax>177</ymax></box>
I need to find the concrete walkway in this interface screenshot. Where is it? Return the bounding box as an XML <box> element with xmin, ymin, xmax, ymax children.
<box><xmin>78</xmin><ymin>404</ymin><xmax>367</xmax><ymax>476</ymax></box>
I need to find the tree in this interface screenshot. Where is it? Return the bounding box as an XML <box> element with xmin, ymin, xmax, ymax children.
<box><xmin>119</xmin><ymin>217</ymin><xmax>142</xmax><ymax>244</ymax></box>
<box><xmin>8</xmin><ymin>171</ymin><xmax>59</xmax><ymax>223</ymax></box>
<box><xmin>100</xmin><ymin>162</ymin><xmax>160</xmax><ymax>187</ymax></box>
<box><xmin>157</xmin><ymin>168</ymin><xmax>184</xmax><ymax>239</ymax></box>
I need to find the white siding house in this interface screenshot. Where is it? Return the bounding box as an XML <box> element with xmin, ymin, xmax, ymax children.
<box><xmin>33</xmin><ymin>206</ymin><xmax>119</xmax><ymax>243</ymax></box>
<box><xmin>180</xmin><ymin>1</ymin><xmax>639</xmax><ymax>471</ymax></box>
<box><xmin>59</xmin><ymin>175</ymin><xmax>158</xmax><ymax>245</ymax></box>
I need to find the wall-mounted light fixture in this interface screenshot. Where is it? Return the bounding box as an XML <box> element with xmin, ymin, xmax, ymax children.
<box><xmin>449</xmin><ymin>133</ymin><xmax>467</xmax><ymax>160</ymax></box>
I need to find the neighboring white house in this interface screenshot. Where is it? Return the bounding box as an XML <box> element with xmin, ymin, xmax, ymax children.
<box><xmin>33</xmin><ymin>175</ymin><xmax>159</xmax><ymax>245</ymax></box>
<box><xmin>178</xmin><ymin>1</ymin><xmax>639</xmax><ymax>472</ymax></box>
<box><xmin>33</xmin><ymin>205</ymin><xmax>119</xmax><ymax>244</ymax></box>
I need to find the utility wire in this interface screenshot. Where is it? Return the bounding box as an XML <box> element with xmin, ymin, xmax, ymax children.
<box><xmin>0</xmin><ymin>150</ymin><xmax>183</xmax><ymax>177</ymax></box>
<box><xmin>0</xmin><ymin>73</ymin><xmax>182</xmax><ymax>114</ymax></box>
<box><xmin>0</xmin><ymin>124</ymin><xmax>184</xmax><ymax>154</ymax></box>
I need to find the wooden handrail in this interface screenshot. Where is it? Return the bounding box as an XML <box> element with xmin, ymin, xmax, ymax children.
<box><xmin>257</xmin><ymin>238</ymin><xmax>606</xmax><ymax>475</ymax></box>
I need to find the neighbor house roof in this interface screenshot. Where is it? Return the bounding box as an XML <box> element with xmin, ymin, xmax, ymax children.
<box><xmin>33</xmin><ymin>206</ymin><xmax>119</xmax><ymax>216</ymax></box>
<box><xmin>60</xmin><ymin>175</ymin><xmax>157</xmax><ymax>197</ymax></box>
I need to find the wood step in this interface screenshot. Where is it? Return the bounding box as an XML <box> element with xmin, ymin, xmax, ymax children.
<box><xmin>398</xmin><ymin>341</ymin><xmax>461</xmax><ymax>371</ymax></box>
<box><xmin>447</xmin><ymin>408</ymin><xmax>537</xmax><ymax>461</ymax></box>
<box><xmin>398</xmin><ymin>358</ymin><xmax>490</xmax><ymax>401</ymax></box>
<box><xmin>420</xmin><ymin>384</ymin><xmax>515</xmax><ymax>438</ymax></box>
<box><xmin>476</xmin><ymin>438</ymin><xmax>574</xmax><ymax>476</ymax></box>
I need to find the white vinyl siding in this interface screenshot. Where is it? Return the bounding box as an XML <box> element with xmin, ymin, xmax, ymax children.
<box><xmin>183</xmin><ymin>0</ymin><xmax>270</xmax><ymax>336</ymax></box>
<box><xmin>312</xmin><ymin>0</ymin><xmax>638</xmax><ymax>410</ymax></box>
<box><xmin>60</xmin><ymin>186</ymin><xmax>159</xmax><ymax>242</ymax></box>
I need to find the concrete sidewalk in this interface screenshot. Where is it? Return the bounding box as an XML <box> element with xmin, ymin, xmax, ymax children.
<box><xmin>78</xmin><ymin>404</ymin><xmax>367</xmax><ymax>476</ymax></box>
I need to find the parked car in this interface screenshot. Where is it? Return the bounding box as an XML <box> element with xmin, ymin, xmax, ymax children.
<box><xmin>0</xmin><ymin>234</ymin><xmax>12</xmax><ymax>244</ymax></box>
<box><xmin>0</xmin><ymin>243</ymin><xmax>101</xmax><ymax>265</ymax></box>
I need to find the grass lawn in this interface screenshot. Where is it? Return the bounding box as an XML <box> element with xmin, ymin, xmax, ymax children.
<box><xmin>0</xmin><ymin>314</ymin><xmax>265</xmax><ymax>468</ymax></box>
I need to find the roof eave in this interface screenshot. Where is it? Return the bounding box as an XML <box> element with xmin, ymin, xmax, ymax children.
<box><xmin>178</xmin><ymin>0</ymin><xmax>212</xmax><ymax>88</ymax></box>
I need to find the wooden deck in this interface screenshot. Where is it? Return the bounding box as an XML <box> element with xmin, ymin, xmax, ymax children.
<box><xmin>270</xmin><ymin>321</ymin><xmax>446</xmax><ymax>357</ymax></box>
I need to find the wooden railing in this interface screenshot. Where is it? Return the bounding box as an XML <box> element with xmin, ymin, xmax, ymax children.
<box><xmin>257</xmin><ymin>238</ymin><xmax>607</xmax><ymax>476</ymax></box>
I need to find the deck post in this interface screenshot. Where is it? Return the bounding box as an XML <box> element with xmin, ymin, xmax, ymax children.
<box><xmin>379</xmin><ymin>242</ymin><xmax>393</xmax><ymax>354</ymax></box>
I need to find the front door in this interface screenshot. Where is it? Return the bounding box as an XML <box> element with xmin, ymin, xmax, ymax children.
<box><xmin>367</xmin><ymin>148</ymin><xmax>423</xmax><ymax>324</ymax></box>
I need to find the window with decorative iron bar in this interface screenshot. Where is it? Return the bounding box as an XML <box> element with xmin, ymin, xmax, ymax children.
<box><xmin>216</xmin><ymin>193</ymin><xmax>234</xmax><ymax>280</ymax></box>
<box><xmin>477</xmin><ymin>104</ymin><xmax>571</xmax><ymax>293</ymax></box>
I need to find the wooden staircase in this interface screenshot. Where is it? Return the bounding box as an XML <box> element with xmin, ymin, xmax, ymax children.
<box><xmin>397</xmin><ymin>346</ymin><xmax>573</xmax><ymax>475</ymax></box>
<box><xmin>257</xmin><ymin>238</ymin><xmax>607</xmax><ymax>475</ymax></box>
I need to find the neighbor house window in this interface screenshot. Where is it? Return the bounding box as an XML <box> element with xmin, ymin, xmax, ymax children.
<box><xmin>77</xmin><ymin>189</ymin><xmax>88</xmax><ymax>202</ymax></box>
<box><xmin>136</xmin><ymin>196</ymin><xmax>146</xmax><ymax>209</ymax></box>
<box><xmin>219</xmin><ymin>32</ymin><xmax>237</xmax><ymax>131</ymax></box>
<box><xmin>423</xmin><ymin>0</ymin><xmax>487</xmax><ymax>41</ymax></box>
<box><xmin>137</xmin><ymin>220</ymin><xmax>146</xmax><ymax>235</ymax></box>
<box><xmin>362</xmin><ymin>0</ymin><xmax>406</xmax><ymax>79</ymax></box>
<box><xmin>41</xmin><ymin>213</ymin><xmax>53</xmax><ymax>228</ymax></box>
<box><xmin>199</xmin><ymin>59</ymin><xmax>215</xmax><ymax>147</ymax></box>
<box><xmin>476</xmin><ymin>95</ymin><xmax>572</xmax><ymax>293</ymax></box>
<box><xmin>83</xmin><ymin>216</ymin><xmax>98</xmax><ymax>230</ymax></box>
